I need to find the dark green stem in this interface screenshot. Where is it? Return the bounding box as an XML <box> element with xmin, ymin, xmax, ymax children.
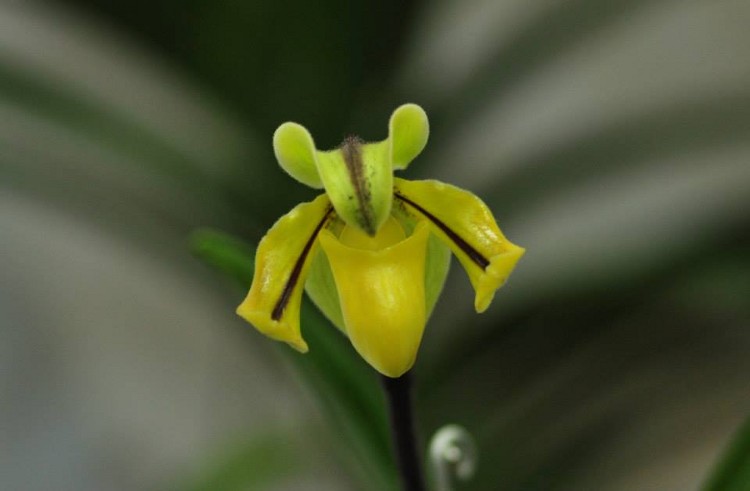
<box><xmin>381</xmin><ymin>372</ymin><xmax>427</xmax><ymax>491</ymax></box>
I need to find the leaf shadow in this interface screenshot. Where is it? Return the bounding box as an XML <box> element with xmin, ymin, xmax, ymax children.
<box><xmin>431</xmin><ymin>0</ymin><xmax>669</xmax><ymax>129</ymax></box>
<box><xmin>482</xmin><ymin>92</ymin><xmax>750</xmax><ymax>212</ymax></box>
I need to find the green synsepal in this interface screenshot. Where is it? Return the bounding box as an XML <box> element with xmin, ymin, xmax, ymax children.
<box><xmin>305</xmin><ymin>247</ymin><xmax>346</xmax><ymax>333</ymax></box>
<box><xmin>424</xmin><ymin>229</ymin><xmax>452</xmax><ymax>317</ymax></box>
<box><xmin>392</xmin><ymin>205</ymin><xmax>451</xmax><ymax>318</ymax></box>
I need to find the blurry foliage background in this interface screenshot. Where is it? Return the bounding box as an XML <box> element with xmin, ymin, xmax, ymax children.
<box><xmin>1</xmin><ymin>0</ymin><xmax>750</xmax><ymax>490</ymax></box>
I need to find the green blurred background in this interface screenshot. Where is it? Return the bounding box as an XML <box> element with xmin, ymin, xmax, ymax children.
<box><xmin>1</xmin><ymin>0</ymin><xmax>749</xmax><ymax>490</ymax></box>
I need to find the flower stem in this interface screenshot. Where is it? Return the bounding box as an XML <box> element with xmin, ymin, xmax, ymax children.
<box><xmin>381</xmin><ymin>372</ymin><xmax>427</xmax><ymax>491</ymax></box>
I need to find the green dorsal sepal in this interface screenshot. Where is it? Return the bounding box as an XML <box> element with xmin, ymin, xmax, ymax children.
<box><xmin>317</xmin><ymin>136</ymin><xmax>392</xmax><ymax>236</ymax></box>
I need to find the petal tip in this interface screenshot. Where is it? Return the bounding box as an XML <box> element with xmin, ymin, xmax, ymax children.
<box><xmin>473</xmin><ymin>242</ymin><xmax>525</xmax><ymax>313</ymax></box>
<box><xmin>287</xmin><ymin>337</ymin><xmax>309</xmax><ymax>353</ymax></box>
<box><xmin>236</xmin><ymin>302</ymin><xmax>308</xmax><ymax>353</ymax></box>
<box><xmin>377</xmin><ymin>361</ymin><xmax>415</xmax><ymax>378</ymax></box>
<box><xmin>474</xmin><ymin>292</ymin><xmax>495</xmax><ymax>313</ymax></box>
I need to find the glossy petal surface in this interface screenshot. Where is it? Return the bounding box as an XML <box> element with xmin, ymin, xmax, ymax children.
<box><xmin>394</xmin><ymin>178</ymin><xmax>525</xmax><ymax>312</ymax></box>
<box><xmin>237</xmin><ymin>194</ymin><xmax>331</xmax><ymax>351</ymax></box>
<box><xmin>319</xmin><ymin>220</ymin><xmax>430</xmax><ymax>377</ymax></box>
<box><xmin>390</xmin><ymin>206</ymin><xmax>452</xmax><ymax>319</ymax></box>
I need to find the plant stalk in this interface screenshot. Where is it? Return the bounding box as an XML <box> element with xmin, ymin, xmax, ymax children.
<box><xmin>381</xmin><ymin>372</ymin><xmax>427</xmax><ymax>491</ymax></box>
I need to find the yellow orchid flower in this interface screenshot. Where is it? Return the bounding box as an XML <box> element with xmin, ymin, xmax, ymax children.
<box><xmin>237</xmin><ymin>104</ymin><xmax>524</xmax><ymax>378</ymax></box>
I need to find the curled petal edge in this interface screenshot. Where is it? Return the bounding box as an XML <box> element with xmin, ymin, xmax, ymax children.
<box><xmin>394</xmin><ymin>178</ymin><xmax>524</xmax><ymax>313</ymax></box>
<box><xmin>236</xmin><ymin>194</ymin><xmax>332</xmax><ymax>351</ymax></box>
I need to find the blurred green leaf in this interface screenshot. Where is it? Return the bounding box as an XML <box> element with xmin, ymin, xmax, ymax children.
<box><xmin>180</xmin><ymin>431</ymin><xmax>304</xmax><ymax>491</ymax></box>
<box><xmin>190</xmin><ymin>229</ymin><xmax>256</xmax><ymax>289</ymax></box>
<box><xmin>190</xmin><ymin>229</ymin><xmax>398</xmax><ymax>491</ymax></box>
<box><xmin>703</xmin><ymin>416</ymin><xmax>750</xmax><ymax>491</ymax></box>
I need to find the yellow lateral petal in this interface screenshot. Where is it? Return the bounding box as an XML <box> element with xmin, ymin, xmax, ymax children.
<box><xmin>319</xmin><ymin>220</ymin><xmax>430</xmax><ymax>377</ymax></box>
<box><xmin>237</xmin><ymin>194</ymin><xmax>332</xmax><ymax>351</ymax></box>
<box><xmin>394</xmin><ymin>178</ymin><xmax>525</xmax><ymax>313</ymax></box>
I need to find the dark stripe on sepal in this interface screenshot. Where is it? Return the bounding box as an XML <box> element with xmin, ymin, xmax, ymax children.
<box><xmin>272</xmin><ymin>207</ymin><xmax>333</xmax><ymax>321</ymax></box>
<box><xmin>341</xmin><ymin>135</ymin><xmax>376</xmax><ymax>235</ymax></box>
<box><xmin>395</xmin><ymin>193</ymin><xmax>490</xmax><ymax>270</ymax></box>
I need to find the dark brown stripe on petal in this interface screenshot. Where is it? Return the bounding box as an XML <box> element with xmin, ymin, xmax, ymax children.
<box><xmin>341</xmin><ymin>135</ymin><xmax>375</xmax><ymax>235</ymax></box>
<box><xmin>271</xmin><ymin>207</ymin><xmax>333</xmax><ymax>321</ymax></box>
<box><xmin>395</xmin><ymin>193</ymin><xmax>490</xmax><ymax>270</ymax></box>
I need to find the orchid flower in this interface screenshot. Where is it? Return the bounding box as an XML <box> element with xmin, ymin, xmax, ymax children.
<box><xmin>237</xmin><ymin>104</ymin><xmax>524</xmax><ymax>377</ymax></box>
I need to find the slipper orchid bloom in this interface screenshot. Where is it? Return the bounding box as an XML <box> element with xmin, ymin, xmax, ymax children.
<box><xmin>237</xmin><ymin>104</ymin><xmax>524</xmax><ymax>377</ymax></box>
